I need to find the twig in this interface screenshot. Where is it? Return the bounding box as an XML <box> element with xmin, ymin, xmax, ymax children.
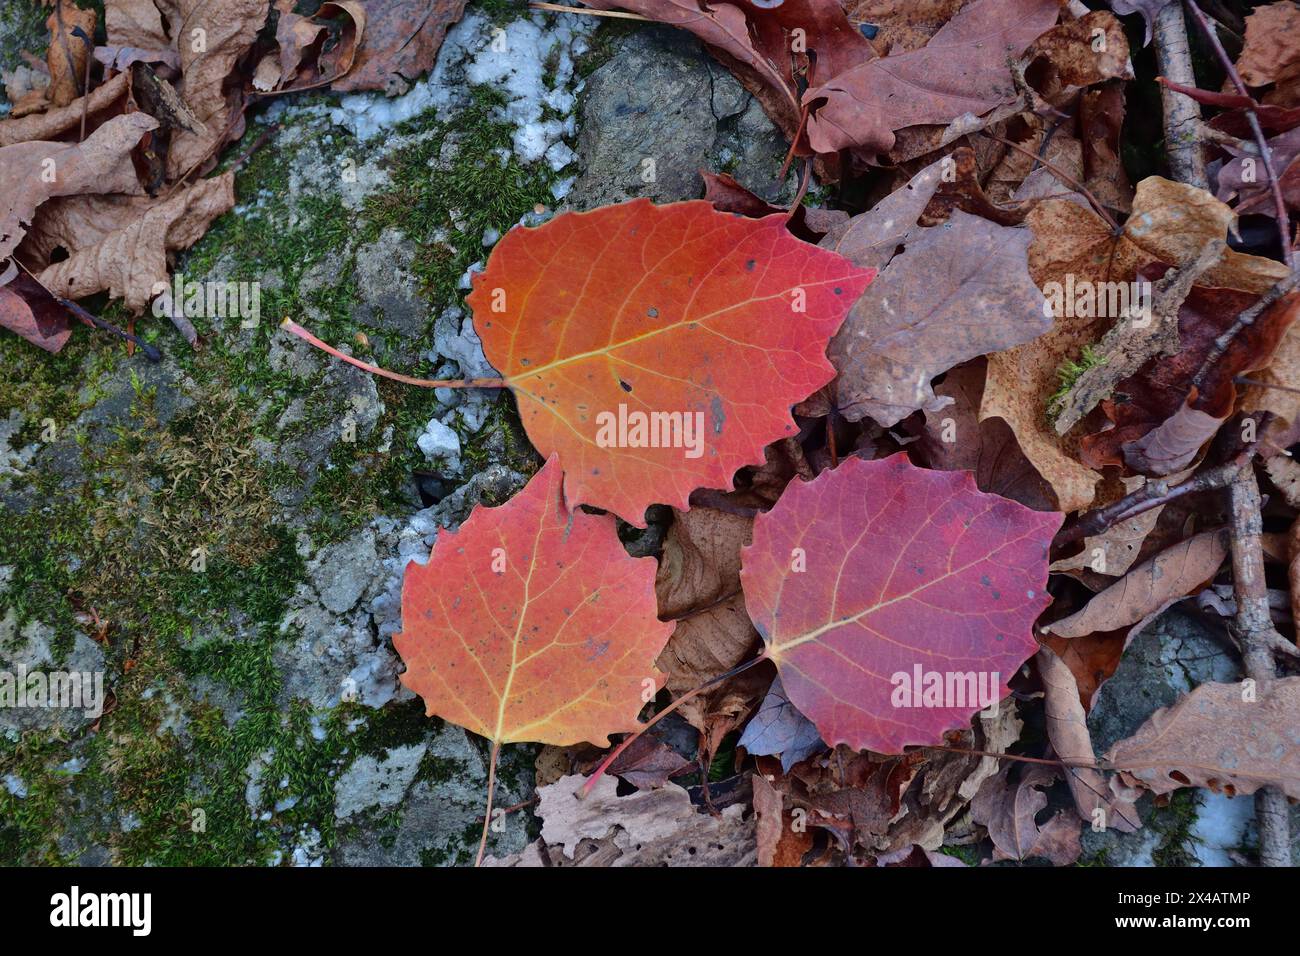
<box><xmin>1226</xmin><ymin>463</ymin><xmax>1292</xmax><ymax>866</ymax></box>
<box><xmin>529</xmin><ymin>2</ymin><xmax>649</xmax><ymax>19</ymax></box>
<box><xmin>1287</xmin><ymin>516</ymin><xmax>1300</xmax><ymax>643</ymax></box>
<box><xmin>1155</xmin><ymin>3</ymin><xmax>1207</xmax><ymax>188</ymax></box>
<box><xmin>1192</xmin><ymin>269</ymin><xmax>1300</xmax><ymax>392</ymax></box>
<box><xmin>12</xmin><ymin>257</ymin><xmax>162</xmax><ymax>360</ymax></box>
<box><xmin>1185</xmin><ymin>0</ymin><xmax>1293</xmax><ymax>268</ymax></box>
<box><xmin>980</xmin><ymin>131</ymin><xmax>1119</xmax><ymax>230</ymax></box>
<box><xmin>581</xmin><ymin>652</ymin><xmax>770</xmax><ymax>796</ymax></box>
<box><xmin>1058</xmin><ymin>445</ymin><xmax>1256</xmax><ymax>545</ymax></box>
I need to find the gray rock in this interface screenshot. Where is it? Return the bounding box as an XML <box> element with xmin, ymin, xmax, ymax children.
<box><xmin>1088</xmin><ymin>606</ymin><xmax>1237</xmax><ymax>754</ymax></box>
<box><xmin>274</xmin><ymin>599</ymin><xmax>402</xmax><ymax>710</ymax></box>
<box><xmin>352</xmin><ymin>227</ymin><xmax>429</xmax><ymax>358</ymax></box>
<box><xmin>572</xmin><ymin>27</ymin><xmax>790</xmax><ymax>208</ymax></box>
<box><xmin>310</xmin><ymin>529</ymin><xmax>379</xmax><ymax>615</ymax></box>
<box><xmin>0</xmin><ymin>611</ymin><xmax>106</xmax><ymax>738</ymax></box>
<box><xmin>334</xmin><ymin>742</ymin><xmax>428</xmax><ymax>819</ymax></box>
<box><xmin>334</xmin><ymin>724</ymin><xmax>532</xmax><ymax>866</ymax></box>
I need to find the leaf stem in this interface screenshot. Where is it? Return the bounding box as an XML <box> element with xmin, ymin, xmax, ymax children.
<box><xmin>279</xmin><ymin>318</ymin><xmax>508</xmax><ymax>389</ymax></box>
<box><xmin>475</xmin><ymin>738</ymin><xmax>503</xmax><ymax>868</ymax></box>
<box><xmin>581</xmin><ymin>650</ymin><xmax>770</xmax><ymax>797</ymax></box>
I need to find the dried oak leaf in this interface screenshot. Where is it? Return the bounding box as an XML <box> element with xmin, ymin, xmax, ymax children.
<box><xmin>912</xmin><ymin>358</ymin><xmax>1057</xmax><ymax>513</ymax></box>
<box><xmin>34</xmin><ymin>172</ymin><xmax>235</xmax><ymax>313</ymax></box>
<box><xmin>983</xmin><ymin>177</ymin><xmax>1291</xmax><ymax>512</ymax></box>
<box><xmin>46</xmin><ymin>3</ymin><xmax>97</xmax><ymax>108</ymax></box>
<box><xmin>971</xmin><ymin>763</ymin><xmax>1083</xmax><ymax>865</ymax></box>
<box><xmin>0</xmin><ymin>71</ymin><xmax>130</xmax><ymax>147</ymax></box>
<box><xmin>827</xmin><ymin>208</ymin><xmax>1051</xmax><ymax>428</ymax></box>
<box><xmin>394</xmin><ymin>458</ymin><xmax>674</xmax><ymax>749</ymax></box>
<box><xmin>1106</xmin><ymin>677</ymin><xmax>1300</xmax><ymax>799</ymax></box>
<box><xmin>654</xmin><ymin>503</ymin><xmax>770</xmax><ymax>751</ymax></box>
<box><xmin>740</xmin><ymin>452</ymin><xmax>1061</xmax><ymax>753</ymax></box>
<box><xmin>165</xmin><ymin>0</ymin><xmax>269</xmax><ymax>180</ymax></box>
<box><xmin>1038</xmin><ymin>644</ymin><xmax>1140</xmax><ymax>830</ymax></box>
<box><xmin>0</xmin><ymin>111</ymin><xmax>156</xmax><ymax>260</ymax></box>
<box><xmin>485</xmin><ymin>773</ymin><xmax>755</xmax><ymax>866</ymax></box>
<box><xmin>464</xmin><ymin>199</ymin><xmax>873</xmax><ymax>525</ymax></box>
<box><xmin>1044</xmin><ymin>528</ymin><xmax>1230</xmax><ymax>638</ymax></box>
<box><xmin>104</xmin><ymin>0</ymin><xmax>172</xmax><ymax>50</ymax></box>
<box><xmin>330</xmin><ymin>0</ymin><xmax>464</xmax><ymax>95</ymax></box>
<box><xmin>803</xmin><ymin>0</ymin><xmax>1061</xmax><ymax>157</ymax></box>
<box><xmin>1236</xmin><ymin>1</ymin><xmax>1300</xmax><ymax>89</ymax></box>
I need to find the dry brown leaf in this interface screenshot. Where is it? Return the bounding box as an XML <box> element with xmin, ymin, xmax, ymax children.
<box><xmin>46</xmin><ymin>3</ymin><xmax>97</xmax><ymax>108</ymax></box>
<box><xmin>493</xmin><ymin>773</ymin><xmax>756</xmax><ymax>867</ymax></box>
<box><xmin>984</xmin><ymin>178</ymin><xmax>1290</xmax><ymax>512</ymax></box>
<box><xmin>1038</xmin><ymin>645</ymin><xmax>1140</xmax><ymax>830</ymax></box>
<box><xmin>0</xmin><ymin>272</ymin><xmax>72</xmax><ymax>353</ymax></box>
<box><xmin>331</xmin><ymin>0</ymin><xmax>466</xmax><ymax>95</ymax></box>
<box><xmin>166</xmin><ymin>0</ymin><xmax>269</xmax><ymax>179</ymax></box>
<box><xmin>913</xmin><ymin>358</ymin><xmax>1057</xmax><ymax>512</ymax></box>
<box><xmin>104</xmin><ymin>0</ymin><xmax>172</xmax><ymax>49</ymax></box>
<box><xmin>654</xmin><ymin>503</ymin><xmax>773</xmax><ymax>755</ymax></box>
<box><xmin>840</xmin><ymin>0</ymin><xmax>968</xmax><ymax>56</ymax></box>
<box><xmin>1106</xmin><ymin>677</ymin><xmax>1300</xmax><ymax>799</ymax></box>
<box><xmin>970</xmin><ymin>763</ymin><xmax>1082</xmax><ymax>865</ymax></box>
<box><xmin>1050</xmin><ymin>475</ymin><xmax>1164</xmax><ymax>578</ymax></box>
<box><xmin>803</xmin><ymin>0</ymin><xmax>1061</xmax><ymax>157</ymax></box>
<box><xmin>1121</xmin><ymin>397</ymin><xmax>1222</xmax><ymax>476</ymax></box>
<box><xmin>1265</xmin><ymin>455</ymin><xmax>1300</xmax><ymax>509</ymax></box>
<box><xmin>0</xmin><ymin>111</ymin><xmax>156</xmax><ymax>260</ymax></box>
<box><xmin>1027</xmin><ymin>10</ymin><xmax>1132</xmax><ymax>106</ymax></box>
<box><xmin>1236</xmin><ymin>1</ymin><xmax>1300</xmax><ymax>89</ymax></box>
<box><xmin>828</xmin><ymin>210</ymin><xmax>1049</xmax><ymax>427</ymax></box>
<box><xmin>1242</xmin><ymin>319</ymin><xmax>1300</xmax><ymax>428</ymax></box>
<box><xmin>36</xmin><ymin>172</ymin><xmax>235</xmax><ymax>312</ymax></box>
<box><xmin>752</xmin><ymin>770</ymin><xmax>813</xmax><ymax>867</ymax></box>
<box><xmin>0</xmin><ymin>71</ymin><xmax>131</xmax><ymax>147</ymax></box>
<box><xmin>1044</xmin><ymin>528</ymin><xmax>1230</xmax><ymax>638</ymax></box>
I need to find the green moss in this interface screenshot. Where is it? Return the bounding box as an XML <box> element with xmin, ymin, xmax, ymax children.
<box><xmin>363</xmin><ymin>86</ymin><xmax>555</xmax><ymax>308</ymax></box>
<box><xmin>1046</xmin><ymin>344</ymin><xmax>1108</xmax><ymax>424</ymax></box>
<box><xmin>1150</xmin><ymin>790</ymin><xmax>1202</xmax><ymax>867</ymax></box>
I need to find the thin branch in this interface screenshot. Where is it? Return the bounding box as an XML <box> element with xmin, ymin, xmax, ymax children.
<box><xmin>1226</xmin><ymin>463</ymin><xmax>1292</xmax><ymax>866</ymax></box>
<box><xmin>1193</xmin><ymin>269</ymin><xmax>1300</xmax><ymax>392</ymax></box>
<box><xmin>981</xmin><ymin>131</ymin><xmax>1120</xmax><ymax>230</ymax></box>
<box><xmin>1155</xmin><ymin>3</ymin><xmax>1208</xmax><ymax>188</ymax></box>
<box><xmin>1058</xmin><ymin>445</ymin><xmax>1256</xmax><ymax>545</ymax></box>
<box><xmin>1185</xmin><ymin>0</ymin><xmax>1293</xmax><ymax>268</ymax></box>
<box><xmin>529</xmin><ymin>2</ymin><xmax>649</xmax><ymax>19</ymax></box>
<box><xmin>581</xmin><ymin>651</ymin><xmax>770</xmax><ymax>797</ymax></box>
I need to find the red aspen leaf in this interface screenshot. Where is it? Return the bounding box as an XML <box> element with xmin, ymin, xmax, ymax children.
<box><xmin>740</xmin><ymin>452</ymin><xmax>1061</xmax><ymax>754</ymax></box>
<box><xmin>465</xmin><ymin>199</ymin><xmax>873</xmax><ymax>525</ymax></box>
<box><xmin>393</xmin><ymin>457</ymin><xmax>674</xmax><ymax>748</ymax></box>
